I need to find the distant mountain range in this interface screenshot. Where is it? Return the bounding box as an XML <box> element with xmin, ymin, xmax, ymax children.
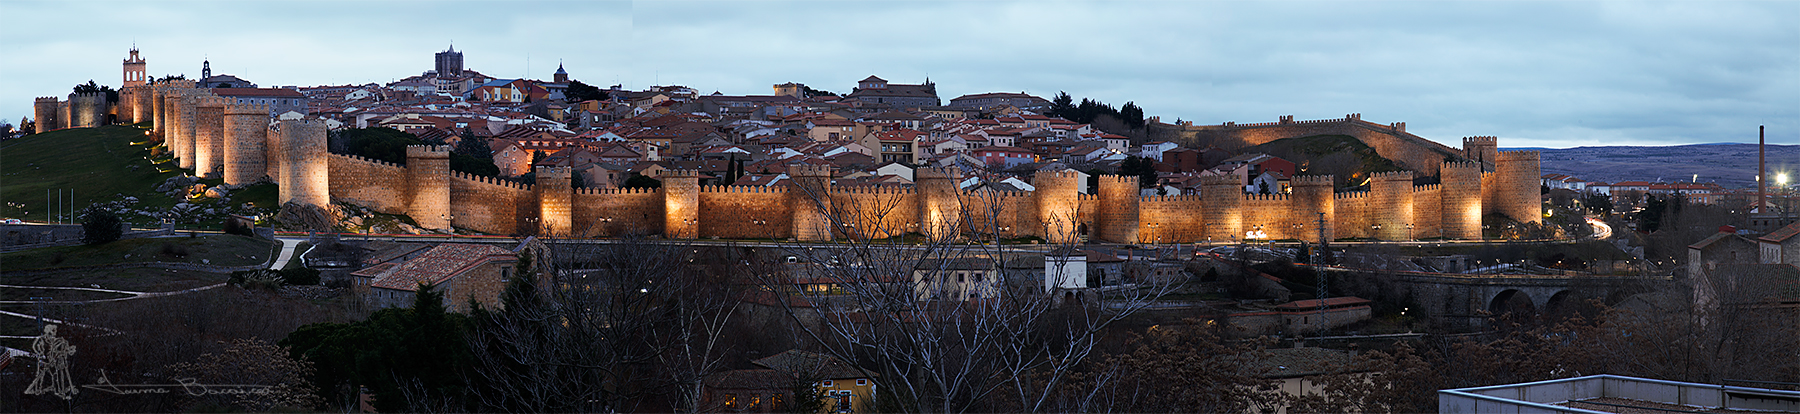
<box><xmin>1522</xmin><ymin>143</ymin><xmax>1800</xmax><ymax>189</ymax></box>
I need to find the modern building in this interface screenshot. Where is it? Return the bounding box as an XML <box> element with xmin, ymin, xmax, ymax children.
<box><xmin>1439</xmin><ymin>375</ymin><xmax>1800</xmax><ymax>413</ymax></box>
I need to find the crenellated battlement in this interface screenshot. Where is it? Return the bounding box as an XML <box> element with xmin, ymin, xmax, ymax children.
<box><xmin>1141</xmin><ymin>194</ymin><xmax>1203</xmax><ymax>202</ymax></box>
<box><xmin>535</xmin><ymin>165</ymin><xmax>573</xmax><ymax>178</ymax></box>
<box><xmin>224</xmin><ymin>103</ymin><xmax>269</xmax><ymax>115</ymax></box>
<box><xmin>915</xmin><ymin>166</ymin><xmax>962</xmax><ymax>180</ymax></box>
<box><xmin>1078</xmin><ymin>193</ymin><xmax>1098</xmax><ymax>201</ymax></box>
<box><xmin>1245</xmin><ymin>193</ymin><xmax>1290</xmax><ymax>202</ymax></box>
<box><xmin>1291</xmin><ymin>175</ymin><xmax>1336</xmax><ymax>186</ymax></box>
<box><xmin>1415</xmin><ymin>183</ymin><xmax>1441</xmax><ymax>192</ymax></box>
<box><xmin>1038</xmin><ymin>170</ymin><xmax>1084</xmax><ymax>180</ymax></box>
<box><xmin>1442</xmin><ymin>160</ymin><xmax>1481</xmax><ymax>171</ymax></box>
<box><xmin>1463</xmin><ymin>136</ymin><xmax>1498</xmax><ymax>144</ymax></box>
<box><xmin>407</xmin><ymin>145</ymin><xmax>452</xmax><ymax>159</ymax></box>
<box><xmin>699</xmin><ymin>185</ymin><xmax>788</xmax><ymax>194</ymax></box>
<box><xmin>660</xmin><ymin>169</ymin><xmax>703</xmax><ymax>179</ymax></box>
<box><xmin>1201</xmin><ymin>175</ymin><xmax>1241</xmax><ymax>186</ymax></box>
<box><xmin>1335</xmin><ymin>191</ymin><xmax>1369</xmax><ymax>200</ymax></box>
<box><xmin>1370</xmin><ymin>171</ymin><xmax>1415</xmax><ymax>181</ymax></box>
<box><xmin>789</xmin><ymin>164</ymin><xmax>833</xmax><ymax>177</ymax></box>
<box><xmin>452</xmin><ymin>171</ymin><xmax>532</xmax><ymax>190</ymax></box>
<box><xmin>832</xmin><ymin>185</ymin><xmax>916</xmax><ymax>196</ymax></box>
<box><xmin>579</xmin><ymin>186</ymin><xmax>660</xmax><ymax>195</ymax></box>
<box><xmin>35</xmin><ymin>97</ymin><xmax>59</xmax><ymax>103</ymax></box>
<box><xmin>1497</xmin><ymin>150</ymin><xmax>1539</xmax><ymax>160</ymax></box>
<box><xmin>1098</xmin><ymin>175</ymin><xmax>1136</xmax><ymax>185</ymax></box>
<box><xmin>329</xmin><ymin>152</ymin><xmax>403</xmax><ymax>169</ymax></box>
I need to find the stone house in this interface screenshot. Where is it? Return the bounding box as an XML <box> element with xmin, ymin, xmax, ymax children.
<box><xmin>355</xmin><ymin>243</ymin><xmax>519</xmax><ymax>312</ymax></box>
<box><xmin>913</xmin><ymin>258</ymin><xmax>1001</xmax><ymax>301</ymax></box>
<box><xmin>1688</xmin><ymin>229</ymin><xmax>1759</xmax><ymax>279</ymax></box>
<box><xmin>705</xmin><ymin>349</ymin><xmax>879</xmax><ymax>413</ymax></box>
<box><xmin>1758</xmin><ymin>222</ymin><xmax>1800</xmax><ymax>265</ymax></box>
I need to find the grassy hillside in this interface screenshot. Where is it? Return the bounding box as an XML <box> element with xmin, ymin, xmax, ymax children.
<box><xmin>1241</xmin><ymin>134</ymin><xmax>1406</xmax><ymax>190</ymax></box>
<box><xmin>0</xmin><ymin>233</ymin><xmax>275</xmax><ymax>272</ymax></box>
<box><xmin>1</xmin><ymin>125</ymin><xmax>178</xmax><ymax>222</ymax></box>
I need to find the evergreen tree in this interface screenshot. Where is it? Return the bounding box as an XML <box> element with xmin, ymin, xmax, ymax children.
<box><xmin>1118</xmin><ymin>156</ymin><xmax>1158</xmax><ymax>189</ymax></box>
<box><xmin>1048</xmin><ymin>92</ymin><xmax>1075</xmax><ymax>119</ymax></box>
<box><xmin>1120</xmin><ymin>101</ymin><xmax>1145</xmax><ymax>129</ymax></box>
<box><xmin>81</xmin><ymin>206</ymin><xmax>122</xmax><ymax>245</ymax></box>
<box><xmin>565</xmin><ymin>80</ymin><xmax>610</xmax><ymax>102</ymax></box>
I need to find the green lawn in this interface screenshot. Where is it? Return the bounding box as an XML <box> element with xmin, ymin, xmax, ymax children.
<box><xmin>0</xmin><ymin>266</ymin><xmax>231</xmax><ymax>292</ymax></box>
<box><xmin>1</xmin><ymin>125</ymin><xmax>179</xmax><ymax>223</ymax></box>
<box><xmin>0</xmin><ymin>234</ymin><xmax>275</xmax><ymax>272</ymax></box>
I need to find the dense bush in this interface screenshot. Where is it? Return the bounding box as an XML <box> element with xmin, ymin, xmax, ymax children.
<box><xmin>82</xmin><ymin>206</ymin><xmax>123</xmax><ymax>245</ymax></box>
<box><xmin>281</xmin><ymin>267</ymin><xmax>321</xmax><ymax>285</ymax></box>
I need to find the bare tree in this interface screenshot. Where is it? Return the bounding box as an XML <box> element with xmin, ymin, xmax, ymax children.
<box><xmin>762</xmin><ymin>171</ymin><xmax>1184</xmax><ymax>413</ymax></box>
<box><xmin>466</xmin><ymin>236</ymin><xmax>745</xmax><ymax>413</ymax></box>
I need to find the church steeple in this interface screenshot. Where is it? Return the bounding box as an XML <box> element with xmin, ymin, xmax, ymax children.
<box><xmin>201</xmin><ymin>58</ymin><xmax>211</xmax><ymax>80</ymax></box>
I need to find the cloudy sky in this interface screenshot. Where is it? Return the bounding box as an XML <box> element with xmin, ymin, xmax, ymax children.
<box><xmin>2</xmin><ymin>0</ymin><xmax>1794</xmax><ymax>149</ymax></box>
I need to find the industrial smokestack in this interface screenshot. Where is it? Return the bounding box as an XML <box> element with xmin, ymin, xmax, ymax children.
<box><xmin>1759</xmin><ymin>125</ymin><xmax>1766</xmax><ymax>213</ymax></box>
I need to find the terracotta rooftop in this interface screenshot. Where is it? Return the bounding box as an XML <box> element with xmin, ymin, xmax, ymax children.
<box><xmin>370</xmin><ymin>243</ymin><xmax>513</xmax><ymax>291</ymax></box>
<box><xmin>1760</xmin><ymin>222</ymin><xmax>1800</xmax><ymax>243</ymax></box>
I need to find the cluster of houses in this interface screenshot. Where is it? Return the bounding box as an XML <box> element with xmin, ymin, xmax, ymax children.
<box><xmin>267</xmin><ymin>48</ymin><xmax>1335</xmax><ymax>197</ymax></box>
<box><xmin>1541</xmin><ymin>173</ymin><xmax>1766</xmax><ymax>207</ymax></box>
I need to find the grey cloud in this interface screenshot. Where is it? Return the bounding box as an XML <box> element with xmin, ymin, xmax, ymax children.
<box><xmin>1</xmin><ymin>0</ymin><xmax>1792</xmax><ymax>148</ymax></box>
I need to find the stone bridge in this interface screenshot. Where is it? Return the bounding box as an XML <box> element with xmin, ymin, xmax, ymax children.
<box><xmin>1389</xmin><ymin>270</ymin><xmax>1671</xmax><ymax>329</ymax></box>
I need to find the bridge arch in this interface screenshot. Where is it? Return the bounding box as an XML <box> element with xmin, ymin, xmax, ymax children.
<box><xmin>1542</xmin><ymin>290</ymin><xmax>1589</xmax><ymax>320</ymax></box>
<box><xmin>1489</xmin><ymin>289</ymin><xmax>1536</xmax><ymax>317</ymax></box>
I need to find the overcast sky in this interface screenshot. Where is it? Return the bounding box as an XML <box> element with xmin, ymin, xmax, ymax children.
<box><xmin>2</xmin><ymin>0</ymin><xmax>1794</xmax><ymax>149</ymax></box>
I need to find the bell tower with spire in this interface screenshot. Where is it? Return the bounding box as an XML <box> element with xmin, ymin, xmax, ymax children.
<box><xmin>201</xmin><ymin>58</ymin><xmax>212</xmax><ymax>81</ymax></box>
<box><xmin>122</xmin><ymin>46</ymin><xmax>147</xmax><ymax>87</ymax></box>
<box><xmin>554</xmin><ymin>62</ymin><xmax>568</xmax><ymax>83</ymax></box>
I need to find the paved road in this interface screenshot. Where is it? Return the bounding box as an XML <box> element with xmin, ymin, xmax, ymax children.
<box><xmin>269</xmin><ymin>237</ymin><xmax>304</xmax><ymax>270</ymax></box>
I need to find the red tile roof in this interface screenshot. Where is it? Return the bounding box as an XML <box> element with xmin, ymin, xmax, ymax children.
<box><xmin>370</xmin><ymin>243</ymin><xmax>513</xmax><ymax>291</ymax></box>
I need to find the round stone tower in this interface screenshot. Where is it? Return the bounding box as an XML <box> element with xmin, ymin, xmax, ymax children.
<box><xmin>915</xmin><ymin>166</ymin><xmax>964</xmax><ymax>240</ymax></box>
<box><xmin>151</xmin><ymin>85</ymin><xmax>168</xmax><ymax>137</ymax></box>
<box><xmin>1440</xmin><ymin>161</ymin><xmax>1483</xmax><ymax>239</ymax></box>
<box><xmin>661</xmin><ymin>169</ymin><xmax>701</xmax><ymax>239</ymax></box>
<box><xmin>1201</xmin><ymin>175</ymin><xmax>1243</xmax><ymax>242</ymax></box>
<box><xmin>1032</xmin><ymin>169</ymin><xmax>1082</xmax><ymax>244</ymax></box>
<box><xmin>32</xmin><ymin>97</ymin><xmax>60</xmax><ymax>133</ymax></box>
<box><xmin>788</xmin><ymin>164</ymin><xmax>835</xmax><ymax>241</ymax></box>
<box><xmin>222</xmin><ymin>103</ymin><xmax>270</xmax><ymax>186</ymax></box>
<box><xmin>1096</xmin><ymin>174</ymin><xmax>1141</xmax><ymax>243</ymax></box>
<box><xmin>1495</xmin><ymin>151</ymin><xmax>1542</xmax><ymax>224</ymax></box>
<box><xmin>1369</xmin><ymin>171</ymin><xmax>1415</xmax><ymax>240</ymax></box>
<box><xmin>1291</xmin><ymin>175</ymin><xmax>1336</xmax><ymax>242</ymax></box>
<box><xmin>173</xmin><ymin>92</ymin><xmax>199</xmax><ymax>169</ymax></box>
<box><xmin>116</xmin><ymin>88</ymin><xmax>135</xmax><ymax>123</ymax></box>
<box><xmin>276</xmin><ymin>119</ymin><xmax>330</xmax><ymax>208</ymax></box>
<box><xmin>193</xmin><ymin>97</ymin><xmax>226</xmax><ymax>178</ymax></box>
<box><xmin>535</xmin><ymin>165</ymin><xmax>574</xmax><ymax>236</ymax></box>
